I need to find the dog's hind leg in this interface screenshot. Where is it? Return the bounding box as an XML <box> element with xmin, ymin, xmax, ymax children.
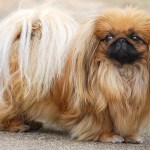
<box><xmin>0</xmin><ymin>103</ymin><xmax>29</xmax><ymax>132</ymax></box>
<box><xmin>0</xmin><ymin>104</ymin><xmax>43</xmax><ymax>132</ymax></box>
<box><xmin>2</xmin><ymin>116</ymin><xmax>30</xmax><ymax>132</ymax></box>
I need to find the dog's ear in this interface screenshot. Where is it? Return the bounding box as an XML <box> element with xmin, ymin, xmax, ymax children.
<box><xmin>71</xmin><ymin>19</ymin><xmax>101</xmax><ymax>102</ymax></box>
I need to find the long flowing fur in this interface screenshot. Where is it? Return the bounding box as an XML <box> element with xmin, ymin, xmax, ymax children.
<box><xmin>0</xmin><ymin>8</ymin><xmax>77</xmax><ymax>101</ymax></box>
<box><xmin>0</xmin><ymin>6</ymin><xmax>150</xmax><ymax>143</ymax></box>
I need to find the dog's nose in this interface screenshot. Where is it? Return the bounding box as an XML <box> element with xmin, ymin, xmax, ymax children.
<box><xmin>116</xmin><ymin>38</ymin><xmax>127</xmax><ymax>49</ymax></box>
<box><xmin>118</xmin><ymin>38</ymin><xmax>126</xmax><ymax>44</ymax></box>
<box><xmin>107</xmin><ymin>38</ymin><xmax>140</xmax><ymax>64</ymax></box>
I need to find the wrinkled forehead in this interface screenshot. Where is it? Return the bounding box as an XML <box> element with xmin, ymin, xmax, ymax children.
<box><xmin>95</xmin><ymin>8</ymin><xmax>150</xmax><ymax>36</ymax></box>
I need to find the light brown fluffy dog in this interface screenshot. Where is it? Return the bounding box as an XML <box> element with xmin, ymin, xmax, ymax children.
<box><xmin>0</xmin><ymin>6</ymin><xmax>150</xmax><ymax>144</ymax></box>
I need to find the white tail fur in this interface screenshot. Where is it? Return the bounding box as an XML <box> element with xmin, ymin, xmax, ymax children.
<box><xmin>0</xmin><ymin>8</ymin><xmax>77</xmax><ymax>101</ymax></box>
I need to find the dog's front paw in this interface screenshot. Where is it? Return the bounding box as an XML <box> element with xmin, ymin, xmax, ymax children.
<box><xmin>99</xmin><ymin>133</ymin><xmax>124</xmax><ymax>143</ymax></box>
<box><xmin>125</xmin><ymin>136</ymin><xmax>144</xmax><ymax>144</ymax></box>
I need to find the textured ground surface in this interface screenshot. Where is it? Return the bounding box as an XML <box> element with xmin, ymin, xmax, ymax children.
<box><xmin>0</xmin><ymin>126</ymin><xmax>149</xmax><ymax>150</ymax></box>
<box><xmin>0</xmin><ymin>0</ymin><xmax>150</xmax><ymax>150</ymax></box>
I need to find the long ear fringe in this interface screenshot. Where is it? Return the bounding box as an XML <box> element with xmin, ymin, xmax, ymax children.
<box><xmin>0</xmin><ymin>8</ymin><xmax>77</xmax><ymax>101</ymax></box>
<box><xmin>70</xmin><ymin>18</ymin><xmax>99</xmax><ymax>102</ymax></box>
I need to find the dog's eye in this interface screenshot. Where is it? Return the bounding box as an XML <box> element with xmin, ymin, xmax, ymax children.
<box><xmin>129</xmin><ymin>34</ymin><xmax>143</xmax><ymax>43</ymax></box>
<box><xmin>103</xmin><ymin>34</ymin><xmax>113</xmax><ymax>42</ymax></box>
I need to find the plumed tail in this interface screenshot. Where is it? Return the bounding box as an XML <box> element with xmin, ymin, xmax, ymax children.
<box><xmin>0</xmin><ymin>8</ymin><xmax>77</xmax><ymax>101</ymax></box>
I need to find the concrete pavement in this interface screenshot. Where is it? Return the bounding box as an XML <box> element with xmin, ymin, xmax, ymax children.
<box><xmin>0</xmin><ymin>126</ymin><xmax>149</xmax><ymax>150</ymax></box>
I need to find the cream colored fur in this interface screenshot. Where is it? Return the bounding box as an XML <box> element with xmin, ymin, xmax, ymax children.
<box><xmin>0</xmin><ymin>8</ymin><xmax>77</xmax><ymax>101</ymax></box>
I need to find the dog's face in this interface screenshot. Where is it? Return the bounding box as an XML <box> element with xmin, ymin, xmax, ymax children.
<box><xmin>94</xmin><ymin>7</ymin><xmax>150</xmax><ymax>65</ymax></box>
<box><xmin>73</xmin><ymin>7</ymin><xmax>150</xmax><ymax>102</ymax></box>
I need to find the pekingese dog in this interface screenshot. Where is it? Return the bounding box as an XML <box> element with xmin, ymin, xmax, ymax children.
<box><xmin>0</xmin><ymin>6</ymin><xmax>150</xmax><ymax>144</ymax></box>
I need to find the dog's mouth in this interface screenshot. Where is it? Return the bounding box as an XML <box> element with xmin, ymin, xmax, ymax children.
<box><xmin>106</xmin><ymin>38</ymin><xmax>140</xmax><ymax>64</ymax></box>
